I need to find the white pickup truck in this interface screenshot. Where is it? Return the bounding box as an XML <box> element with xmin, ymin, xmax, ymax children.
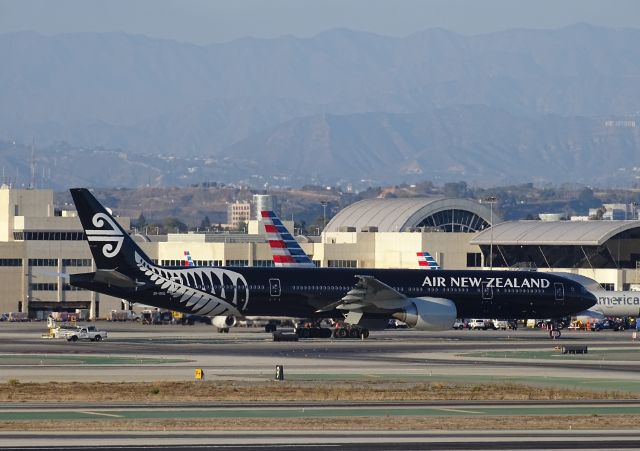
<box><xmin>64</xmin><ymin>325</ymin><xmax>107</xmax><ymax>342</ymax></box>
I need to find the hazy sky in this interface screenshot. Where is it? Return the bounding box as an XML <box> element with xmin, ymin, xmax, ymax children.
<box><xmin>1</xmin><ymin>0</ymin><xmax>639</xmax><ymax>44</ymax></box>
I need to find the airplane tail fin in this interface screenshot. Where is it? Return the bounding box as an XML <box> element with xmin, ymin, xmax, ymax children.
<box><xmin>70</xmin><ymin>188</ymin><xmax>154</xmax><ymax>271</ymax></box>
<box><xmin>184</xmin><ymin>250</ymin><xmax>196</xmax><ymax>267</ymax></box>
<box><xmin>417</xmin><ymin>251</ymin><xmax>441</xmax><ymax>270</ymax></box>
<box><xmin>261</xmin><ymin>211</ymin><xmax>315</xmax><ymax>267</ymax></box>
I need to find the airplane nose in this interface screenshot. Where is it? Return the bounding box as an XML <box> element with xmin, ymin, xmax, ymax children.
<box><xmin>580</xmin><ymin>288</ymin><xmax>597</xmax><ymax>310</ymax></box>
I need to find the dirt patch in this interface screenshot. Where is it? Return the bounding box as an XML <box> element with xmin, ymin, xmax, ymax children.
<box><xmin>0</xmin><ymin>415</ymin><xmax>637</xmax><ymax>432</ymax></box>
<box><xmin>1</xmin><ymin>379</ymin><xmax>634</xmax><ymax>403</ymax></box>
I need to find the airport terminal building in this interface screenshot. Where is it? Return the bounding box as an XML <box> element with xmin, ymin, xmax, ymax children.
<box><xmin>2</xmin><ymin>186</ymin><xmax>640</xmax><ymax>318</ymax></box>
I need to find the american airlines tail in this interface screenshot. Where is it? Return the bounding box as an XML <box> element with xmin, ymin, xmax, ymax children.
<box><xmin>184</xmin><ymin>250</ymin><xmax>195</xmax><ymax>267</ymax></box>
<box><xmin>261</xmin><ymin>211</ymin><xmax>315</xmax><ymax>268</ymax></box>
<box><xmin>417</xmin><ymin>252</ymin><xmax>441</xmax><ymax>269</ymax></box>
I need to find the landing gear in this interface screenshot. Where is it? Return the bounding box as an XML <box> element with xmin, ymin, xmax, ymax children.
<box><xmin>548</xmin><ymin>321</ymin><xmax>562</xmax><ymax>339</ymax></box>
<box><xmin>333</xmin><ymin>324</ymin><xmax>369</xmax><ymax>339</ymax></box>
<box><xmin>294</xmin><ymin>326</ymin><xmax>332</xmax><ymax>339</ymax></box>
<box><xmin>292</xmin><ymin>321</ymin><xmax>369</xmax><ymax>339</ymax></box>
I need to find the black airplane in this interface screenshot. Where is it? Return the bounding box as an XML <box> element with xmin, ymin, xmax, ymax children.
<box><xmin>69</xmin><ymin>188</ymin><xmax>596</xmax><ymax>335</ymax></box>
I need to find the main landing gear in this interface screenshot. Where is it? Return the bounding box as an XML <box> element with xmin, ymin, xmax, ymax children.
<box><xmin>292</xmin><ymin>322</ymin><xmax>370</xmax><ymax>339</ymax></box>
<box><xmin>332</xmin><ymin>323</ymin><xmax>369</xmax><ymax>339</ymax></box>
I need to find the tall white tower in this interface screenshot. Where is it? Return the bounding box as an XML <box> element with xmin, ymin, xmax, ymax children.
<box><xmin>253</xmin><ymin>194</ymin><xmax>275</xmax><ymax>219</ymax></box>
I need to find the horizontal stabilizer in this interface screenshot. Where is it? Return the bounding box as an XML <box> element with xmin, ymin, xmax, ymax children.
<box><xmin>33</xmin><ymin>270</ymin><xmax>70</xmax><ymax>280</ymax></box>
<box><xmin>93</xmin><ymin>269</ymin><xmax>143</xmax><ymax>289</ymax></box>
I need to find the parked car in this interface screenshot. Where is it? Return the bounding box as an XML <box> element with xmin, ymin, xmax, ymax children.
<box><xmin>452</xmin><ymin>319</ymin><xmax>468</xmax><ymax>330</ymax></box>
<box><xmin>387</xmin><ymin>319</ymin><xmax>408</xmax><ymax>329</ymax></box>
<box><xmin>468</xmin><ymin>319</ymin><xmax>495</xmax><ymax>330</ymax></box>
<box><xmin>592</xmin><ymin>319</ymin><xmax>626</xmax><ymax>331</ymax></box>
<box><xmin>492</xmin><ymin>320</ymin><xmax>509</xmax><ymax>330</ymax></box>
<box><xmin>492</xmin><ymin>319</ymin><xmax>518</xmax><ymax>330</ymax></box>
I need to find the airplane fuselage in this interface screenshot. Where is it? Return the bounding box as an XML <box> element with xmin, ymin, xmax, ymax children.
<box><xmin>71</xmin><ymin>262</ymin><xmax>595</xmax><ymax>320</ymax></box>
<box><xmin>595</xmin><ymin>291</ymin><xmax>640</xmax><ymax>317</ymax></box>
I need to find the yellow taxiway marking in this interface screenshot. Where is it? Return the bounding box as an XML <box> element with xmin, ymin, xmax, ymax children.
<box><xmin>79</xmin><ymin>411</ymin><xmax>123</xmax><ymax>418</ymax></box>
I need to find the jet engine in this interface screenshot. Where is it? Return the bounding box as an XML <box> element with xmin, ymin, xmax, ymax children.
<box><xmin>393</xmin><ymin>297</ymin><xmax>457</xmax><ymax>331</ymax></box>
<box><xmin>212</xmin><ymin>315</ymin><xmax>237</xmax><ymax>329</ymax></box>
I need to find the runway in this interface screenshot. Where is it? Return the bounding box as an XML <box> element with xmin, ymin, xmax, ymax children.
<box><xmin>2</xmin><ymin>322</ymin><xmax>640</xmax><ymax>386</ymax></box>
<box><xmin>4</xmin><ymin>430</ymin><xmax>640</xmax><ymax>450</ymax></box>
<box><xmin>2</xmin><ymin>322</ymin><xmax>640</xmax><ymax>449</ymax></box>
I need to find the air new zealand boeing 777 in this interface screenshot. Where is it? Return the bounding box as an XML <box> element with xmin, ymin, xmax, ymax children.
<box><xmin>69</xmin><ymin>189</ymin><xmax>596</xmax><ymax>335</ymax></box>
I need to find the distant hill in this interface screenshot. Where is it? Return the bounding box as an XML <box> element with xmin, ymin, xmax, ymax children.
<box><xmin>1</xmin><ymin>24</ymin><xmax>640</xmax><ymax>186</ymax></box>
<box><xmin>224</xmin><ymin>106</ymin><xmax>640</xmax><ymax>185</ymax></box>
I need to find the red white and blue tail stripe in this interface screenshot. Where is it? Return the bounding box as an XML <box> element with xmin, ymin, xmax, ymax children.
<box><xmin>261</xmin><ymin>211</ymin><xmax>315</xmax><ymax>267</ymax></box>
<box><xmin>417</xmin><ymin>251</ymin><xmax>441</xmax><ymax>270</ymax></box>
<box><xmin>184</xmin><ymin>250</ymin><xmax>196</xmax><ymax>267</ymax></box>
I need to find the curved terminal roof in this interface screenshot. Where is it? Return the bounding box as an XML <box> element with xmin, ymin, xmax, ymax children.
<box><xmin>470</xmin><ymin>220</ymin><xmax>640</xmax><ymax>246</ymax></box>
<box><xmin>325</xmin><ymin>198</ymin><xmax>498</xmax><ymax>233</ymax></box>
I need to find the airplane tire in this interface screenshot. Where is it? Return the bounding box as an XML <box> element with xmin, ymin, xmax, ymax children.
<box><xmin>349</xmin><ymin>328</ymin><xmax>360</xmax><ymax>338</ymax></box>
<box><xmin>361</xmin><ymin>329</ymin><xmax>370</xmax><ymax>339</ymax></box>
<box><xmin>337</xmin><ymin>328</ymin><xmax>348</xmax><ymax>338</ymax></box>
<box><xmin>549</xmin><ymin>329</ymin><xmax>561</xmax><ymax>339</ymax></box>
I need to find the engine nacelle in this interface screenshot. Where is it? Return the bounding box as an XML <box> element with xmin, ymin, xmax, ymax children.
<box><xmin>393</xmin><ymin>297</ymin><xmax>457</xmax><ymax>331</ymax></box>
<box><xmin>212</xmin><ymin>315</ymin><xmax>237</xmax><ymax>329</ymax></box>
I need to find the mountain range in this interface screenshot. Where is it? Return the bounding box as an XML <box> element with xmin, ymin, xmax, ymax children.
<box><xmin>1</xmin><ymin>24</ymin><xmax>639</xmax><ymax>187</ymax></box>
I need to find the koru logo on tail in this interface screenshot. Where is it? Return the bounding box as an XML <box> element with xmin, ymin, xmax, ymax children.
<box><xmin>85</xmin><ymin>213</ymin><xmax>124</xmax><ymax>258</ymax></box>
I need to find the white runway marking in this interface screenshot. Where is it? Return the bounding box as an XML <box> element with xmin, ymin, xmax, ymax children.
<box><xmin>79</xmin><ymin>411</ymin><xmax>123</xmax><ymax>418</ymax></box>
<box><xmin>437</xmin><ymin>408</ymin><xmax>483</xmax><ymax>414</ymax></box>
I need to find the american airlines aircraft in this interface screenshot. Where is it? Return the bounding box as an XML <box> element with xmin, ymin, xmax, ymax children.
<box><xmin>68</xmin><ymin>189</ymin><xmax>596</xmax><ymax>337</ymax></box>
<box><xmin>550</xmin><ymin>273</ymin><xmax>640</xmax><ymax>319</ymax></box>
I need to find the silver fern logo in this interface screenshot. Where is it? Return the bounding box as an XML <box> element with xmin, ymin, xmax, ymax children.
<box><xmin>135</xmin><ymin>252</ymin><xmax>248</xmax><ymax>315</ymax></box>
<box><xmin>85</xmin><ymin>213</ymin><xmax>125</xmax><ymax>258</ymax></box>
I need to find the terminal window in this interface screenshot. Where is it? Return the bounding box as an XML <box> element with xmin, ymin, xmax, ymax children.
<box><xmin>62</xmin><ymin>259</ymin><xmax>92</xmax><ymax>267</ymax></box>
<box><xmin>28</xmin><ymin>259</ymin><xmax>58</xmax><ymax>267</ymax></box>
<box><xmin>30</xmin><ymin>283</ymin><xmax>58</xmax><ymax>291</ymax></box>
<box><xmin>327</xmin><ymin>260</ymin><xmax>357</xmax><ymax>268</ymax></box>
<box><xmin>0</xmin><ymin>259</ymin><xmax>22</xmax><ymax>267</ymax></box>
<box><xmin>466</xmin><ymin>253</ymin><xmax>482</xmax><ymax>268</ymax></box>
<box><xmin>13</xmin><ymin>231</ymin><xmax>85</xmax><ymax>241</ymax></box>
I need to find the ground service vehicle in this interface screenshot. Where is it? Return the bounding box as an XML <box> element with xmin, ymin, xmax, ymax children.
<box><xmin>469</xmin><ymin>319</ymin><xmax>495</xmax><ymax>330</ymax></box>
<box><xmin>452</xmin><ymin>319</ymin><xmax>467</xmax><ymax>329</ymax></box>
<box><xmin>65</xmin><ymin>325</ymin><xmax>107</xmax><ymax>342</ymax></box>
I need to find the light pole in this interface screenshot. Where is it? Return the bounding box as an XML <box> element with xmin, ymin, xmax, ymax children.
<box><xmin>321</xmin><ymin>201</ymin><xmax>328</xmax><ymax>231</ymax></box>
<box><xmin>485</xmin><ymin>196</ymin><xmax>497</xmax><ymax>270</ymax></box>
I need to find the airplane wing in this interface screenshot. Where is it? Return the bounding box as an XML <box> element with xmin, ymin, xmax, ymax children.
<box><xmin>317</xmin><ymin>275</ymin><xmax>409</xmax><ymax>313</ymax></box>
<box><xmin>318</xmin><ymin>275</ymin><xmax>458</xmax><ymax>332</ymax></box>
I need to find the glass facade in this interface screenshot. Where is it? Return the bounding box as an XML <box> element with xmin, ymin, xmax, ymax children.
<box><xmin>415</xmin><ymin>209</ymin><xmax>490</xmax><ymax>233</ymax></box>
